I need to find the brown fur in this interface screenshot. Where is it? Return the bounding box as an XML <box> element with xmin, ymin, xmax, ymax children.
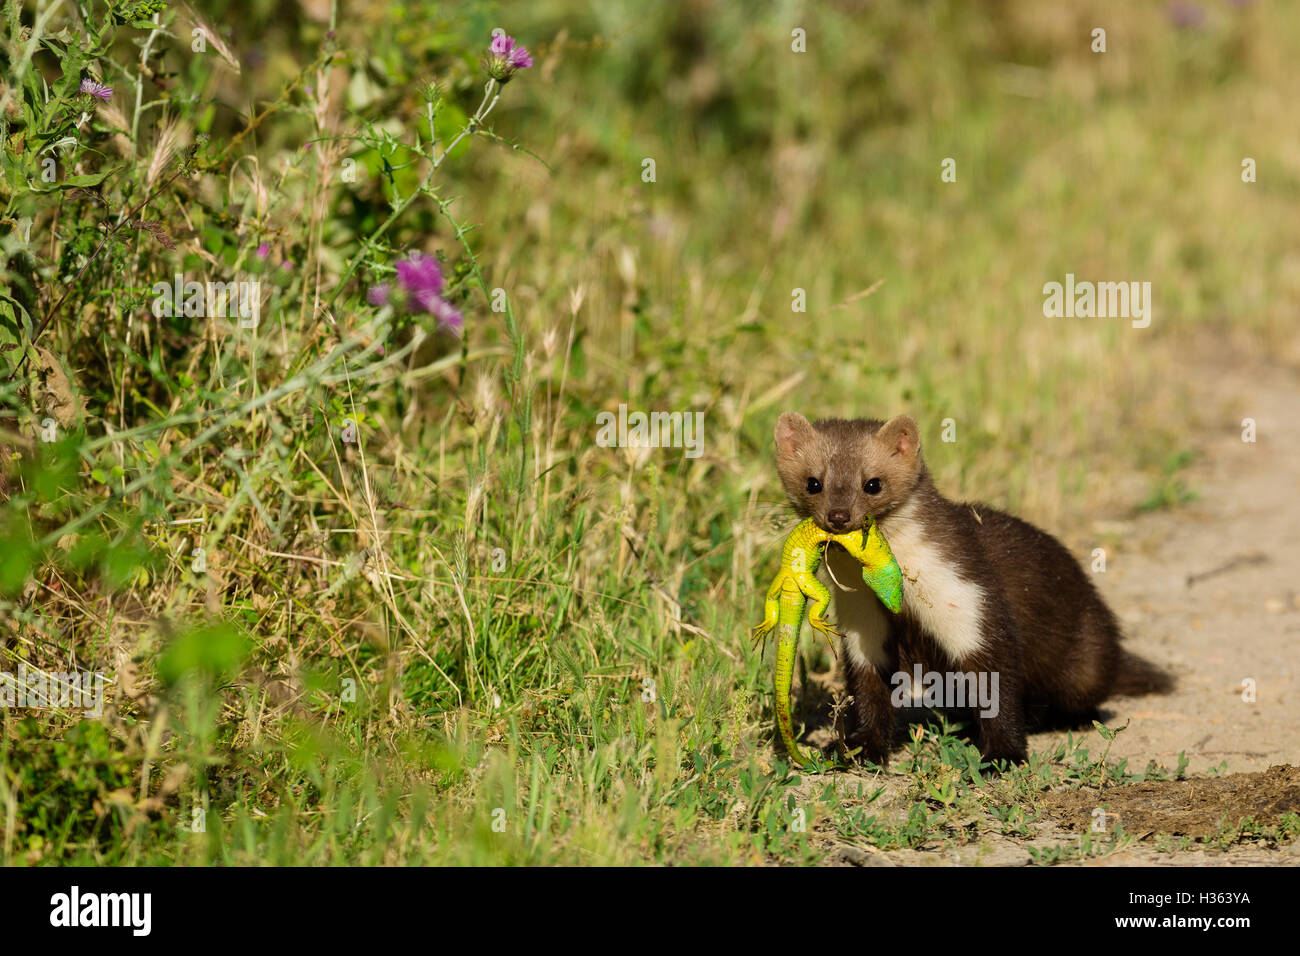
<box><xmin>773</xmin><ymin>412</ymin><xmax>1174</xmax><ymax>766</ymax></box>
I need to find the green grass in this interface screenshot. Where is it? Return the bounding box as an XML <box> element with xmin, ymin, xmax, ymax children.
<box><xmin>2</xmin><ymin>0</ymin><xmax>1299</xmax><ymax>865</ymax></box>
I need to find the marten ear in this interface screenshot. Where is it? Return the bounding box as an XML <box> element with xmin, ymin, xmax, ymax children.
<box><xmin>774</xmin><ymin>412</ymin><xmax>814</xmax><ymax>461</ymax></box>
<box><xmin>878</xmin><ymin>415</ymin><xmax>921</xmax><ymax>461</ymax></box>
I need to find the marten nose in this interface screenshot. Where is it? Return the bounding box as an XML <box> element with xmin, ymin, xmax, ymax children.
<box><xmin>827</xmin><ymin>509</ymin><xmax>850</xmax><ymax>530</ymax></box>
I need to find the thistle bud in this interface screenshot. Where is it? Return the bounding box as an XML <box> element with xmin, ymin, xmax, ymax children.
<box><xmin>484</xmin><ymin>33</ymin><xmax>533</xmax><ymax>83</ymax></box>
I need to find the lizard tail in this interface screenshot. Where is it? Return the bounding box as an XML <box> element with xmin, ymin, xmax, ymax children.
<box><xmin>774</xmin><ymin>621</ymin><xmax>809</xmax><ymax>766</ymax></box>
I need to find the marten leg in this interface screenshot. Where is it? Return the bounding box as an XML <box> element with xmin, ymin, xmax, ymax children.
<box><xmin>962</xmin><ymin>615</ymin><xmax>1027</xmax><ymax>765</ymax></box>
<box><xmin>842</xmin><ymin>655</ymin><xmax>895</xmax><ymax>766</ymax></box>
<box><xmin>825</xmin><ymin>546</ymin><xmax>895</xmax><ymax>764</ymax></box>
<box><xmin>973</xmin><ymin>700</ymin><xmax>1027</xmax><ymax>765</ymax></box>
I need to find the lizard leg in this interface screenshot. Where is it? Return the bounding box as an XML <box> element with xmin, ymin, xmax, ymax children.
<box><xmin>800</xmin><ymin>574</ymin><xmax>839</xmax><ymax>651</ymax></box>
<box><xmin>750</xmin><ymin>576</ymin><xmax>784</xmax><ymax>646</ymax></box>
<box><xmin>750</xmin><ymin>593</ymin><xmax>781</xmax><ymax>646</ymax></box>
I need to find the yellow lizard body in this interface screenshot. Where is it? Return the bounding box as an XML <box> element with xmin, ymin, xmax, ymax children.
<box><xmin>751</xmin><ymin>517</ymin><xmax>903</xmax><ymax>766</ymax></box>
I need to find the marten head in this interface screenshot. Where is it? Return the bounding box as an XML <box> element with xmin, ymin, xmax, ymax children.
<box><xmin>774</xmin><ymin>412</ymin><xmax>925</xmax><ymax>532</ymax></box>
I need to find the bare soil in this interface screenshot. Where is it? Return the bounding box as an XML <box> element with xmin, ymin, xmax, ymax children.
<box><xmin>1040</xmin><ymin>765</ymin><xmax>1300</xmax><ymax>839</ymax></box>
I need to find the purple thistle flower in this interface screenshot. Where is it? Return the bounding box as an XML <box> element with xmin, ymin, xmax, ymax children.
<box><xmin>485</xmin><ymin>33</ymin><xmax>533</xmax><ymax>82</ymax></box>
<box><xmin>395</xmin><ymin>253</ymin><xmax>444</xmax><ymax>298</ymax></box>
<box><xmin>79</xmin><ymin>78</ymin><xmax>113</xmax><ymax>100</ymax></box>
<box><xmin>375</xmin><ymin>252</ymin><xmax>463</xmax><ymax>331</ymax></box>
<box><xmin>255</xmin><ymin>242</ymin><xmax>270</xmax><ymax>260</ymax></box>
<box><xmin>431</xmin><ymin>299</ymin><xmax>463</xmax><ymax>333</ymax></box>
<box><xmin>1166</xmin><ymin>1</ymin><xmax>1205</xmax><ymax>28</ymax></box>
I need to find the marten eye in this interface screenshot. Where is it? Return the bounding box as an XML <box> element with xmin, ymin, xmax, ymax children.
<box><xmin>863</xmin><ymin>478</ymin><xmax>882</xmax><ymax>495</ymax></box>
<box><xmin>806</xmin><ymin>477</ymin><xmax>823</xmax><ymax>495</ymax></box>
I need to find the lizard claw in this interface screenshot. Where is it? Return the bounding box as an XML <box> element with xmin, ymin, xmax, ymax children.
<box><xmin>808</xmin><ymin>616</ymin><xmax>841</xmax><ymax>652</ymax></box>
<box><xmin>808</xmin><ymin>615</ymin><xmax>839</xmax><ymax>635</ymax></box>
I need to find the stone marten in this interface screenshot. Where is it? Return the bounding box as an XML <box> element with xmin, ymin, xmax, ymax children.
<box><xmin>773</xmin><ymin>411</ymin><xmax>1173</xmax><ymax>765</ymax></box>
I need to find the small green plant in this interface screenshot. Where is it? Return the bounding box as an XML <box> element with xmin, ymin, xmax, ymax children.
<box><xmin>1137</xmin><ymin>449</ymin><xmax>1199</xmax><ymax>513</ymax></box>
<box><xmin>1028</xmin><ymin>823</ymin><xmax>1133</xmax><ymax>866</ymax></box>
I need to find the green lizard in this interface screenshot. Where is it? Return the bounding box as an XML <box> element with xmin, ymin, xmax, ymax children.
<box><xmin>751</xmin><ymin>517</ymin><xmax>903</xmax><ymax>767</ymax></box>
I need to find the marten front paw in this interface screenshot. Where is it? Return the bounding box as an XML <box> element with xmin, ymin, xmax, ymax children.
<box><xmin>978</xmin><ymin>744</ymin><xmax>1027</xmax><ymax>768</ymax></box>
<box><xmin>976</xmin><ymin>730</ymin><xmax>1028</xmax><ymax>768</ymax></box>
<box><xmin>841</xmin><ymin>728</ymin><xmax>891</xmax><ymax>767</ymax></box>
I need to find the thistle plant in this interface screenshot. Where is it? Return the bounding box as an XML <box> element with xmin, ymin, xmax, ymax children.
<box><xmin>328</xmin><ymin>32</ymin><xmax>534</xmax><ymax>320</ymax></box>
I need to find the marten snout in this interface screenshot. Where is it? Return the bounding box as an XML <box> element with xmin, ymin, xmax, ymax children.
<box><xmin>826</xmin><ymin>509</ymin><xmax>852</xmax><ymax>531</ymax></box>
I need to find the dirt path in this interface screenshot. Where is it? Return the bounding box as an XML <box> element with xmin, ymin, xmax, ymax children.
<box><xmin>1092</xmin><ymin>357</ymin><xmax>1299</xmax><ymax>778</ymax></box>
<box><xmin>815</xmin><ymin>356</ymin><xmax>1300</xmax><ymax>866</ymax></box>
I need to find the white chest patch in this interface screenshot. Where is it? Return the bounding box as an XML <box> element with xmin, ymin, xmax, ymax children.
<box><xmin>823</xmin><ymin>547</ymin><xmax>890</xmax><ymax>670</ymax></box>
<box><xmin>880</xmin><ymin>501</ymin><xmax>987</xmax><ymax>661</ymax></box>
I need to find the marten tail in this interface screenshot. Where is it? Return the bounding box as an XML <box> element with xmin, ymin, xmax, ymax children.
<box><xmin>1112</xmin><ymin>649</ymin><xmax>1175</xmax><ymax>696</ymax></box>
